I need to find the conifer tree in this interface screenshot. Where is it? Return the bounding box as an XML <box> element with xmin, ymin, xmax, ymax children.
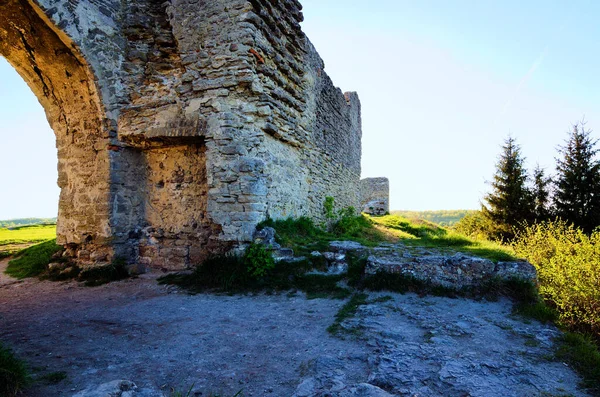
<box><xmin>532</xmin><ymin>164</ymin><xmax>552</xmax><ymax>222</ymax></box>
<box><xmin>482</xmin><ymin>136</ymin><xmax>533</xmax><ymax>240</ymax></box>
<box><xmin>554</xmin><ymin>120</ymin><xmax>600</xmax><ymax>233</ymax></box>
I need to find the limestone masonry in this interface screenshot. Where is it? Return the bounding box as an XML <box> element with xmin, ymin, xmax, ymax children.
<box><xmin>1</xmin><ymin>0</ymin><xmax>362</xmax><ymax>270</ymax></box>
<box><xmin>360</xmin><ymin>178</ymin><xmax>390</xmax><ymax>215</ymax></box>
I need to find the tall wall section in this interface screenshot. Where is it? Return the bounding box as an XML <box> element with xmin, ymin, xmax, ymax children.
<box><xmin>243</xmin><ymin>0</ymin><xmax>362</xmax><ymax>220</ymax></box>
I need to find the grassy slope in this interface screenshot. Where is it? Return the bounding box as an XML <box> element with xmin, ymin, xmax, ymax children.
<box><xmin>5</xmin><ymin>239</ymin><xmax>63</xmax><ymax>279</ymax></box>
<box><xmin>0</xmin><ymin>224</ymin><xmax>57</xmax><ymax>259</ymax></box>
<box><xmin>369</xmin><ymin>214</ymin><xmax>516</xmax><ymax>262</ymax></box>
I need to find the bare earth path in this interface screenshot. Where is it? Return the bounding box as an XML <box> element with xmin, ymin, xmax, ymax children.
<box><xmin>0</xmin><ymin>261</ymin><xmax>589</xmax><ymax>396</ymax></box>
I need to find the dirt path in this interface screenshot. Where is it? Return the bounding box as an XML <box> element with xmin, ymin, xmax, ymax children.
<box><xmin>0</xmin><ymin>268</ymin><xmax>589</xmax><ymax>396</ymax></box>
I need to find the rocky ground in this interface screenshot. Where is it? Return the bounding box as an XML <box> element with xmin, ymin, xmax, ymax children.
<box><xmin>0</xmin><ymin>258</ymin><xmax>589</xmax><ymax>397</ymax></box>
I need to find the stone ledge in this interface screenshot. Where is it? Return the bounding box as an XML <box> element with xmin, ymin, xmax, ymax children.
<box><xmin>366</xmin><ymin>249</ymin><xmax>536</xmax><ymax>289</ymax></box>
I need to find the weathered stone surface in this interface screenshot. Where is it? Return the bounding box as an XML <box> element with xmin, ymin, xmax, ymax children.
<box><xmin>253</xmin><ymin>226</ymin><xmax>295</xmax><ymax>261</ymax></box>
<box><xmin>360</xmin><ymin>178</ymin><xmax>390</xmax><ymax>215</ymax></box>
<box><xmin>71</xmin><ymin>379</ymin><xmax>161</xmax><ymax>397</ymax></box>
<box><xmin>366</xmin><ymin>248</ymin><xmax>537</xmax><ymax>288</ymax></box>
<box><xmin>277</xmin><ymin>239</ymin><xmax>537</xmax><ymax>289</ymax></box>
<box><xmin>295</xmin><ymin>293</ymin><xmax>587</xmax><ymax>397</ymax></box>
<box><xmin>0</xmin><ymin>0</ymin><xmax>362</xmax><ymax>270</ymax></box>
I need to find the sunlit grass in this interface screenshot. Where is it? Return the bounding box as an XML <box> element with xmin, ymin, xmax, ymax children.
<box><xmin>369</xmin><ymin>214</ymin><xmax>517</xmax><ymax>262</ymax></box>
<box><xmin>0</xmin><ymin>224</ymin><xmax>56</xmax><ymax>246</ymax></box>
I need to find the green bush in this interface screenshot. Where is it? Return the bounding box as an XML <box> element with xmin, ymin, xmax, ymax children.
<box><xmin>453</xmin><ymin>210</ymin><xmax>494</xmax><ymax>240</ymax></box>
<box><xmin>0</xmin><ymin>342</ymin><xmax>29</xmax><ymax>396</ymax></box>
<box><xmin>244</xmin><ymin>243</ymin><xmax>275</xmax><ymax>279</ymax></box>
<box><xmin>513</xmin><ymin>221</ymin><xmax>600</xmax><ymax>338</ymax></box>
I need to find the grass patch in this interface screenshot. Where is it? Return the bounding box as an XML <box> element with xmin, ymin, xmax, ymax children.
<box><xmin>369</xmin><ymin>215</ymin><xmax>516</xmax><ymax>262</ymax></box>
<box><xmin>362</xmin><ymin>271</ymin><xmax>538</xmax><ymax>304</ymax></box>
<box><xmin>258</xmin><ymin>215</ymin><xmax>389</xmax><ymax>258</ymax></box>
<box><xmin>514</xmin><ymin>301</ymin><xmax>559</xmax><ymax>323</ymax></box>
<box><xmin>555</xmin><ymin>332</ymin><xmax>600</xmax><ymax>393</ymax></box>
<box><xmin>327</xmin><ymin>293</ymin><xmax>369</xmax><ymax>335</ymax></box>
<box><xmin>326</xmin><ymin>294</ymin><xmax>393</xmax><ymax>336</ymax></box>
<box><xmin>0</xmin><ymin>224</ymin><xmax>56</xmax><ymax>247</ymax></box>
<box><xmin>78</xmin><ymin>259</ymin><xmax>129</xmax><ymax>287</ymax></box>
<box><xmin>0</xmin><ymin>342</ymin><xmax>29</xmax><ymax>397</ymax></box>
<box><xmin>159</xmin><ymin>254</ymin><xmax>350</xmax><ymax>299</ymax></box>
<box><xmin>39</xmin><ymin>371</ymin><xmax>67</xmax><ymax>385</ymax></box>
<box><xmin>5</xmin><ymin>239</ymin><xmax>63</xmax><ymax>279</ymax></box>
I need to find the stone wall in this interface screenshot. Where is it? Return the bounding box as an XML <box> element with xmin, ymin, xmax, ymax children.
<box><xmin>360</xmin><ymin>178</ymin><xmax>390</xmax><ymax>215</ymax></box>
<box><xmin>0</xmin><ymin>0</ymin><xmax>362</xmax><ymax>270</ymax></box>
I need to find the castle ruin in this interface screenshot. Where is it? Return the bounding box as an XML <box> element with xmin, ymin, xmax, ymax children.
<box><xmin>0</xmin><ymin>0</ymin><xmax>362</xmax><ymax>270</ymax></box>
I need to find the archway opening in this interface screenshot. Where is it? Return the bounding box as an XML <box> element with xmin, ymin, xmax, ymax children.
<box><xmin>0</xmin><ymin>57</ymin><xmax>59</xmax><ymax>222</ymax></box>
<box><xmin>0</xmin><ymin>0</ymin><xmax>114</xmax><ymax>263</ymax></box>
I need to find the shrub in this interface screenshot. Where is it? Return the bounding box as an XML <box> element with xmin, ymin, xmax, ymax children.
<box><xmin>244</xmin><ymin>243</ymin><xmax>275</xmax><ymax>279</ymax></box>
<box><xmin>453</xmin><ymin>210</ymin><xmax>494</xmax><ymax>240</ymax></box>
<box><xmin>0</xmin><ymin>342</ymin><xmax>29</xmax><ymax>396</ymax></box>
<box><xmin>513</xmin><ymin>221</ymin><xmax>600</xmax><ymax>338</ymax></box>
<box><xmin>78</xmin><ymin>258</ymin><xmax>129</xmax><ymax>287</ymax></box>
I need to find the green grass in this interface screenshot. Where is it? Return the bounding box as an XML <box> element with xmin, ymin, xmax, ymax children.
<box><xmin>5</xmin><ymin>239</ymin><xmax>63</xmax><ymax>279</ymax></box>
<box><xmin>0</xmin><ymin>224</ymin><xmax>57</xmax><ymax>246</ymax></box>
<box><xmin>370</xmin><ymin>214</ymin><xmax>516</xmax><ymax>262</ymax></box>
<box><xmin>555</xmin><ymin>332</ymin><xmax>600</xmax><ymax>393</ymax></box>
<box><xmin>39</xmin><ymin>371</ymin><xmax>67</xmax><ymax>385</ymax></box>
<box><xmin>0</xmin><ymin>342</ymin><xmax>29</xmax><ymax>397</ymax></box>
<box><xmin>327</xmin><ymin>293</ymin><xmax>369</xmax><ymax>335</ymax></box>
<box><xmin>514</xmin><ymin>301</ymin><xmax>559</xmax><ymax>324</ymax></box>
<box><xmin>158</xmin><ymin>254</ymin><xmax>351</xmax><ymax>299</ymax></box>
<box><xmin>258</xmin><ymin>215</ymin><xmax>389</xmax><ymax>258</ymax></box>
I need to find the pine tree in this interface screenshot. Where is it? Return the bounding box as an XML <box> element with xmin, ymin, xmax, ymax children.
<box><xmin>554</xmin><ymin>120</ymin><xmax>600</xmax><ymax>233</ymax></box>
<box><xmin>482</xmin><ymin>136</ymin><xmax>534</xmax><ymax>241</ymax></box>
<box><xmin>532</xmin><ymin>164</ymin><xmax>552</xmax><ymax>222</ymax></box>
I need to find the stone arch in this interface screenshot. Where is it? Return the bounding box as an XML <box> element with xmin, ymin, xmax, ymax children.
<box><xmin>0</xmin><ymin>0</ymin><xmax>113</xmax><ymax>262</ymax></box>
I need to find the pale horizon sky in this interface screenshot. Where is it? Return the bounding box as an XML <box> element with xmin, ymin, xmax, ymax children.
<box><xmin>2</xmin><ymin>1</ymin><xmax>600</xmax><ymax>219</ymax></box>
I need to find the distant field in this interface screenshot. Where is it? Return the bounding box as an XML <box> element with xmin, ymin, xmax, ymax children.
<box><xmin>391</xmin><ymin>210</ymin><xmax>476</xmax><ymax>227</ymax></box>
<box><xmin>0</xmin><ymin>224</ymin><xmax>57</xmax><ymax>258</ymax></box>
<box><xmin>0</xmin><ymin>217</ymin><xmax>57</xmax><ymax>228</ymax></box>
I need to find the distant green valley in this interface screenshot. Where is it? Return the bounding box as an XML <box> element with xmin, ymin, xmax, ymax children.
<box><xmin>391</xmin><ymin>210</ymin><xmax>476</xmax><ymax>227</ymax></box>
<box><xmin>0</xmin><ymin>217</ymin><xmax>57</xmax><ymax>228</ymax></box>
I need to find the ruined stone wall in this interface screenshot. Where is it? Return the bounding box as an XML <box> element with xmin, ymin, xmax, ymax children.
<box><xmin>0</xmin><ymin>0</ymin><xmax>363</xmax><ymax>270</ymax></box>
<box><xmin>244</xmin><ymin>0</ymin><xmax>362</xmax><ymax>220</ymax></box>
<box><xmin>360</xmin><ymin>178</ymin><xmax>390</xmax><ymax>215</ymax></box>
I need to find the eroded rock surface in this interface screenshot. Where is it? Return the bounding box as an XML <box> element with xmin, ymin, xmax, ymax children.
<box><xmin>0</xmin><ymin>266</ymin><xmax>588</xmax><ymax>396</ymax></box>
<box><xmin>312</xmin><ymin>241</ymin><xmax>536</xmax><ymax>288</ymax></box>
<box><xmin>366</xmin><ymin>248</ymin><xmax>536</xmax><ymax>287</ymax></box>
<box><xmin>293</xmin><ymin>293</ymin><xmax>587</xmax><ymax>397</ymax></box>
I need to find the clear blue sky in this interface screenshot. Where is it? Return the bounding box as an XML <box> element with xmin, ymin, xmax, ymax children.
<box><xmin>1</xmin><ymin>0</ymin><xmax>600</xmax><ymax>219</ymax></box>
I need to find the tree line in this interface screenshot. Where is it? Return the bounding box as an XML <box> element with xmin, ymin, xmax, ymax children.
<box><xmin>469</xmin><ymin>119</ymin><xmax>600</xmax><ymax>241</ymax></box>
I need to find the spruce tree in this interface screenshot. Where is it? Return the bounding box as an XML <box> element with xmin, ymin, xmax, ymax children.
<box><xmin>554</xmin><ymin>120</ymin><xmax>600</xmax><ymax>233</ymax></box>
<box><xmin>532</xmin><ymin>164</ymin><xmax>552</xmax><ymax>222</ymax></box>
<box><xmin>482</xmin><ymin>136</ymin><xmax>533</xmax><ymax>241</ymax></box>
